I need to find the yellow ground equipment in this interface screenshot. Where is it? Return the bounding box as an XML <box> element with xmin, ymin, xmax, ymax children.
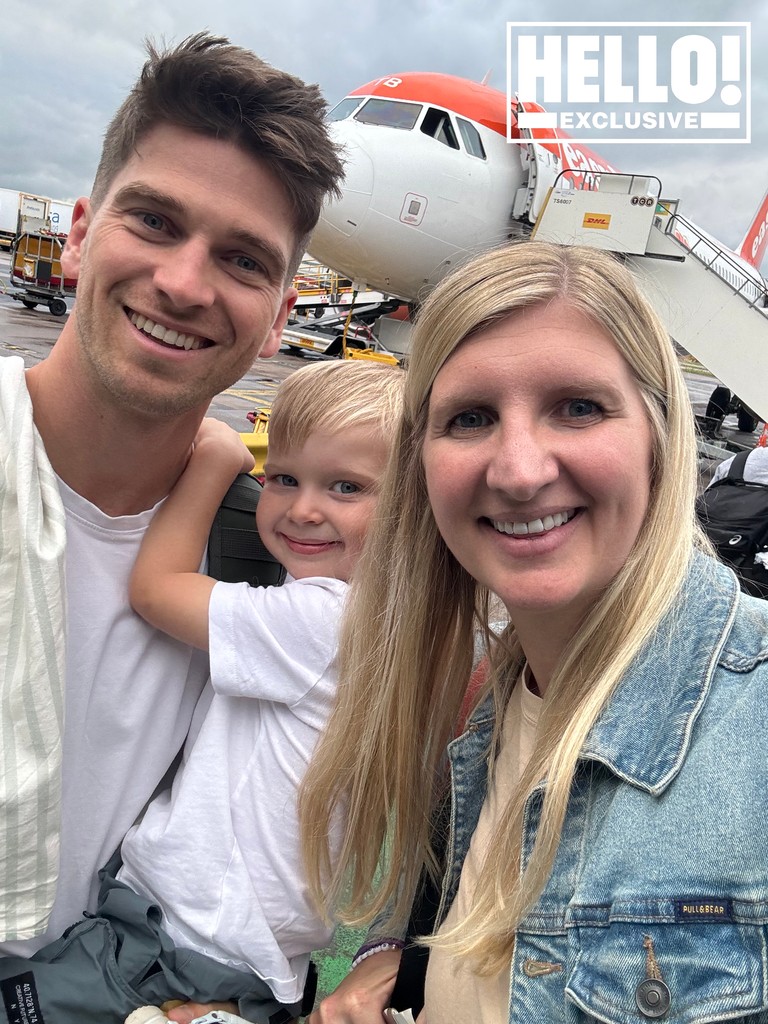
<box><xmin>241</xmin><ymin>408</ymin><xmax>270</xmax><ymax>477</ymax></box>
<box><xmin>10</xmin><ymin>230</ymin><xmax>76</xmax><ymax>316</ymax></box>
<box><xmin>343</xmin><ymin>347</ymin><xmax>399</xmax><ymax>365</ymax></box>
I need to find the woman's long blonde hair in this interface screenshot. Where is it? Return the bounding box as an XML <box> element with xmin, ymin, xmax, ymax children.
<box><xmin>300</xmin><ymin>241</ymin><xmax>706</xmax><ymax>973</ymax></box>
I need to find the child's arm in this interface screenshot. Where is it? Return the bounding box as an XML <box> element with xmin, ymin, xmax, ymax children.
<box><xmin>129</xmin><ymin>418</ymin><xmax>255</xmax><ymax>650</ymax></box>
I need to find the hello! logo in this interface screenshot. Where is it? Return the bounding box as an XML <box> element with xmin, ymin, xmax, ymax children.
<box><xmin>506</xmin><ymin>22</ymin><xmax>750</xmax><ymax>143</ymax></box>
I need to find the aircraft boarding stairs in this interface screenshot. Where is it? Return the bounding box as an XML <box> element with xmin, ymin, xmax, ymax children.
<box><xmin>532</xmin><ymin>172</ymin><xmax>768</xmax><ymax>426</ymax></box>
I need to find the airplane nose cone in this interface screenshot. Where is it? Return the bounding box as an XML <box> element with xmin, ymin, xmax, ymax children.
<box><xmin>319</xmin><ymin>124</ymin><xmax>374</xmax><ymax>237</ymax></box>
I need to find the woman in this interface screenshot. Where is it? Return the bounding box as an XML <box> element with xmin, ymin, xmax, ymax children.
<box><xmin>301</xmin><ymin>241</ymin><xmax>768</xmax><ymax>1023</ymax></box>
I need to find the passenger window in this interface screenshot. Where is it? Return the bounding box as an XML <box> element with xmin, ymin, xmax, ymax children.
<box><xmin>420</xmin><ymin>107</ymin><xmax>460</xmax><ymax>150</ymax></box>
<box><xmin>457</xmin><ymin>118</ymin><xmax>487</xmax><ymax>159</ymax></box>
<box><xmin>354</xmin><ymin>99</ymin><xmax>422</xmax><ymax>130</ymax></box>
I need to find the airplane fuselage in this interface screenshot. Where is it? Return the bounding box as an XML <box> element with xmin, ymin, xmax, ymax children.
<box><xmin>310</xmin><ymin>72</ymin><xmax>767</xmax><ymax>306</ymax></box>
<box><xmin>310</xmin><ymin>73</ymin><xmax>616</xmax><ymax>301</ymax></box>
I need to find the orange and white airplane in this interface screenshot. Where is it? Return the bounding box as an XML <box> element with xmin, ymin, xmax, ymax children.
<box><xmin>310</xmin><ymin>71</ymin><xmax>768</xmax><ymax>305</ymax></box>
<box><xmin>308</xmin><ymin>71</ymin><xmax>768</xmax><ymax>425</ymax></box>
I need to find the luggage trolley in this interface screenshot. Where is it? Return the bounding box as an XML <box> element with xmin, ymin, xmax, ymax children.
<box><xmin>10</xmin><ymin>226</ymin><xmax>76</xmax><ymax>316</ymax></box>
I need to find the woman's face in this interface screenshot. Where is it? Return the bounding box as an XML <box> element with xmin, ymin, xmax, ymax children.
<box><xmin>422</xmin><ymin>301</ymin><xmax>654</xmax><ymax>632</ymax></box>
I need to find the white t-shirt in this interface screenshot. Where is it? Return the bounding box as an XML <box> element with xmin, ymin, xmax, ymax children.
<box><xmin>0</xmin><ymin>479</ymin><xmax>209</xmax><ymax>956</ymax></box>
<box><xmin>118</xmin><ymin>575</ymin><xmax>346</xmax><ymax>1005</ymax></box>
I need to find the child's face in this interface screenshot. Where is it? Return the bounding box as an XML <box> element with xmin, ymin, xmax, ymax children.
<box><xmin>257</xmin><ymin>424</ymin><xmax>389</xmax><ymax>582</ymax></box>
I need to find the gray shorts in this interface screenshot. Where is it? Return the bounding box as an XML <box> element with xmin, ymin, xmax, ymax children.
<box><xmin>0</xmin><ymin>860</ymin><xmax>301</xmax><ymax>1024</ymax></box>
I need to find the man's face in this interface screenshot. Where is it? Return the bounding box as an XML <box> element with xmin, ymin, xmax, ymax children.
<box><xmin>62</xmin><ymin>123</ymin><xmax>298</xmax><ymax>418</ymax></box>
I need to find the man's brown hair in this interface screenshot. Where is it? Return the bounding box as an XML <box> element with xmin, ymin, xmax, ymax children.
<box><xmin>91</xmin><ymin>32</ymin><xmax>343</xmax><ymax>250</ymax></box>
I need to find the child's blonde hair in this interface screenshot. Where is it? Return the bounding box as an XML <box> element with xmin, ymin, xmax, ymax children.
<box><xmin>268</xmin><ymin>360</ymin><xmax>405</xmax><ymax>450</ymax></box>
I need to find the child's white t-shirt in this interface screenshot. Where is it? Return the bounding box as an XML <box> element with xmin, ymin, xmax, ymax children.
<box><xmin>118</xmin><ymin>575</ymin><xmax>346</xmax><ymax>1004</ymax></box>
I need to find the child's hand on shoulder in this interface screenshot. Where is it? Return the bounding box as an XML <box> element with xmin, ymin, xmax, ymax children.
<box><xmin>192</xmin><ymin>418</ymin><xmax>255</xmax><ymax>477</ymax></box>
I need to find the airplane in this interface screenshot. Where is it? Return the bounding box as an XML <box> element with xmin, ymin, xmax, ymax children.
<box><xmin>310</xmin><ymin>71</ymin><xmax>768</xmax><ymax>304</ymax></box>
<box><xmin>307</xmin><ymin>72</ymin><xmax>768</xmax><ymax>431</ymax></box>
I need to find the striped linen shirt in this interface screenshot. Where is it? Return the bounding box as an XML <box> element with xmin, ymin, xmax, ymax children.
<box><xmin>0</xmin><ymin>355</ymin><xmax>66</xmax><ymax>939</ymax></box>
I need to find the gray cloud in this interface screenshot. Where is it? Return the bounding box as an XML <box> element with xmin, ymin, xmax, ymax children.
<box><xmin>1</xmin><ymin>0</ymin><xmax>764</xmax><ymax>261</ymax></box>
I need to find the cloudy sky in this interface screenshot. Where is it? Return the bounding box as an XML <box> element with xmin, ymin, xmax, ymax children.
<box><xmin>1</xmin><ymin>0</ymin><xmax>765</xmax><ymax>261</ymax></box>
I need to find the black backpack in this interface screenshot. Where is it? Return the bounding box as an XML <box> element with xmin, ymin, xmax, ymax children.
<box><xmin>207</xmin><ymin>473</ymin><xmax>286</xmax><ymax>588</ymax></box>
<box><xmin>696</xmin><ymin>450</ymin><xmax>768</xmax><ymax>599</ymax></box>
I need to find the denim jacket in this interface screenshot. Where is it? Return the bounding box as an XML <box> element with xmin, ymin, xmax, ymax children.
<box><xmin>436</xmin><ymin>553</ymin><xmax>768</xmax><ymax>1024</ymax></box>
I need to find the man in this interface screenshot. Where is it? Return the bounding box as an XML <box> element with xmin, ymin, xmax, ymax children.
<box><xmin>0</xmin><ymin>30</ymin><xmax>342</xmax><ymax>1019</ymax></box>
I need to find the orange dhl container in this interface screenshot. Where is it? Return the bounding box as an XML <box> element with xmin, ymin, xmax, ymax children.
<box><xmin>10</xmin><ymin>230</ymin><xmax>77</xmax><ymax>316</ymax></box>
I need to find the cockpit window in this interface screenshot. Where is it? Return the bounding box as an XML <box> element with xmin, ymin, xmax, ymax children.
<box><xmin>354</xmin><ymin>98</ymin><xmax>422</xmax><ymax>130</ymax></box>
<box><xmin>327</xmin><ymin>98</ymin><xmax>364</xmax><ymax>121</ymax></box>
<box><xmin>457</xmin><ymin>118</ymin><xmax>487</xmax><ymax>159</ymax></box>
<box><xmin>420</xmin><ymin>107</ymin><xmax>460</xmax><ymax>150</ymax></box>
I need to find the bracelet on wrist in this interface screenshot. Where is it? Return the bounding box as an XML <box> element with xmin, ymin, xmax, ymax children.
<box><xmin>350</xmin><ymin>937</ymin><xmax>405</xmax><ymax>971</ymax></box>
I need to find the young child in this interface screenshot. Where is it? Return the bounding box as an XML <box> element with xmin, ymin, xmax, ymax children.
<box><xmin>0</xmin><ymin>361</ymin><xmax>403</xmax><ymax>1024</ymax></box>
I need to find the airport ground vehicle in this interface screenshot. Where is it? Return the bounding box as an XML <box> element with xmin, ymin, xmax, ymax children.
<box><xmin>9</xmin><ymin>228</ymin><xmax>76</xmax><ymax>316</ymax></box>
<box><xmin>0</xmin><ymin>189</ymin><xmax>74</xmax><ymax>251</ymax></box>
<box><xmin>48</xmin><ymin>198</ymin><xmax>75</xmax><ymax>236</ymax></box>
<box><xmin>0</xmin><ymin>188</ymin><xmax>49</xmax><ymax>251</ymax></box>
<box><xmin>703</xmin><ymin>386</ymin><xmax>760</xmax><ymax>436</ymax></box>
<box><xmin>282</xmin><ymin>258</ymin><xmax>403</xmax><ymax>358</ymax></box>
